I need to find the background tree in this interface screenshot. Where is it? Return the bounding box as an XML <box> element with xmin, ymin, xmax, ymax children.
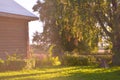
<box><xmin>55</xmin><ymin>0</ymin><xmax>100</xmax><ymax>53</ymax></box>
<box><xmin>33</xmin><ymin>0</ymin><xmax>120</xmax><ymax>66</ymax></box>
<box><xmin>32</xmin><ymin>31</ymin><xmax>41</xmax><ymax>45</ymax></box>
<box><xmin>32</xmin><ymin>31</ymin><xmax>50</xmax><ymax>51</ymax></box>
<box><xmin>90</xmin><ymin>0</ymin><xmax>120</xmax><ymax>65</ymax></box>
<box><xmin>33</xmin><ymin>0</ymin><xmax>100</xmax><ymax>55</ymax></box>
<box><xmin>33</xmin><ymin>0</ymin><xmax>63</xmax><ymax>56</ymax></box>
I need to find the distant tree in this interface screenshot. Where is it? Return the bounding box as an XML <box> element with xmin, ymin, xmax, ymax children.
<box><xmin>54</xmin><ymin>0</ymin><xmax>100</xmax><ymax>52</ymax></box>
<box><xmin>32</xmin><ymin>31</ymin><xmax>50</xmax><ymax>50</ymax></box>
<box><xmin>32</xmin><ymin>31</ymin><xmax>41</xmax><ymax>45</ymax></box>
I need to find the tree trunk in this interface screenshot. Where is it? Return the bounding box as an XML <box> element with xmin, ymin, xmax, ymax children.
<box><xmin>112</xmin><ymin>35</ymin><xmax>120</xmax><ymax>65</ymax></box>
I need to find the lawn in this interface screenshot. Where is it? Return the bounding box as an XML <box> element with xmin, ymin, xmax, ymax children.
<box><xmin>0</xmin><ymin>66</ymin><xmax>120</xmax><ymax>80</ymax></box>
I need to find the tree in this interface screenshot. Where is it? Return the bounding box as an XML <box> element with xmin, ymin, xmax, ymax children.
<box><xmin>56</xmin><ymin>0</ymin><xmax>120</xmax><ymax>65</ymax></box>
<box><xmin>32</xmin><ymin>31</ymin><xmax>51</xmax><ymax>50</ymax></box>
<box><xmin>33</xmin><ymin>0</ymin><xmax>99</xmax><ymax>55</ymax></box>
<box><xmin>32</xmin><ymin>31</ymin><xmax>41</xmax><ymax>45</ymax></box>
<box><xmin>90</xmin><ymin>0</ymin><xmax>120</xmax><ymax>65</ymax></box>
<box><xmin>55</xmin><ymin>0</ymin><xmax>99</xmax><ymax>53</ymax></box>
<box><xmin>33</xmin><ymin>0</ymin><xmax>120</xmax><ymax>65</ymax></box>
<box><xmin>33</xmin><ymin>0</ymin><xmax>63</xmax><ymax>55</ymax></box>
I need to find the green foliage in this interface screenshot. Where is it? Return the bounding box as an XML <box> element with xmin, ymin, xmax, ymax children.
<box><xmin>0</xmin><ymin>59</ymin><xmax>5</xmax><ymax>72</ymax></box>
<box><xmin>61</xmin><ymin>51</ymin><xmax>112</xmax><ymax>67</ymax></box>
<box><xmin>0</xmin><ymin>58</ymin><xmax>4</xmax><ymax>64</ymax></box>
<box><xmin>32</xmin><ymin>31</ymin><xmax>41</xmax><ymax>45</ymax></box>
<box><xmin>48</xmin><ymin>44</ymin><xmax>61</xmax><ymax>66</ymax></box>
<box><xmin>32</xmin><ymin>0</ymin><xmax>120</xmax><ymax>66</ymax></box>
<box><xmin>34</xmin><ymin>45</ymin><xmax>61</xmax><ymax>67</ymax></box>
<box><xmin>35</xmin><ymin>57</ymin><xmax>60</xmax><ymax>67</ymax></box>
<box><xmin>6</xmin><ymin>53</ymin><xmax>22</xmax><ymax>61</ymax></box>
<box><xmin>33</xmin><ymin>0</ymin><xmax>99</xmax><ymax>53</ymax></box>
<box><xmin>48</xmin><ymin>44</ymin><xmax>55</xmax><ymax>57</ymax></box>
<box><xmin>50</xmin><ymin>56</ymin><xmax>61</xmax><ymax>66</ymax></box>
<box><xmin>5</xmin><ymin>60</ymin><xmax>27</xmax><ymax>71</ymax></box>
<box><xmin>0</xmin><ymin>59</ymin><xmax>27</xmax><ymax>72</ymax></box>
<box><xmin>35</xmin><ymin>57</ymin><xmax>52</xmax><ymax>67</ymax></box>
<box><xmin>35</xmin><ymin>55</ymin><xmax>61</xmax><ymax>67</ymax></box>
<box><xmin>55</xmin><ymin>0</ymin><xmax>99</xmax><ymax>52</ymax></box>
<box><xmin>25</xmin><ymin>58</ymin><xmax>35</xmax><ymax>69</ymax></box>
<box><xmin>33</xmin><ymin>0</ymin><xmax>61</xmax><ymax>48</ymax></box>
<box><xmin>33</xmin><ymin>0</ymin><xmax>120</xmax><ymax>65</ymax></box>
<box><xmin>0</xmin><ymin>54</ymin><xmax>36</xmax><ymax>71</ymax></box>
<box><xmin>0</xmin><ymin>54</ymin><xmax>27</xmax><ymax>71</ymax></box>
<box><xmin>61</xmin><ymin>54</ymin><xmax>89</xmax><ymax>66</ymax></box>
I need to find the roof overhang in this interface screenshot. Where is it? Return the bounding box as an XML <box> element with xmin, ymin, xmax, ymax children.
<box><xmin>0</xmin><ymin>0</ymin><xmax>39</xmax><ymax>21</ymax></box>
<box><xmin>0</xmin><ymin>12</ymin><xmax>39</xmax><ymax>21</ymax></box>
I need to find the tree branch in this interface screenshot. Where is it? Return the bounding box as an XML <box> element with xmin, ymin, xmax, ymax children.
<box><xmin>94</xmin><ymin>12</ymin><xmax>112</xmax><ymax>37</ymax></box>
<box><xmin>102</xmin><ymin>13</ymin><xmax>113</xmax><ymax>29</ymax></box>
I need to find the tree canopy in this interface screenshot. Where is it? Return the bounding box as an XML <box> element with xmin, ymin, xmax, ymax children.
<box><xmin>33</xmin><ymin>0</ymin><xmax>120</xmax><ymax>65</ymax></box>
<box><xmin>33</xmin><ymin>0</ymin><xmax>99</xmax><ymax>53</ymax></box>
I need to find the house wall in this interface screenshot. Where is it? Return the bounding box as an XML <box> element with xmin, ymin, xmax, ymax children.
<box><xmin>0</xmin><ymin>17</ymin><xmax>29</xmax><ymax>59</ymax></box>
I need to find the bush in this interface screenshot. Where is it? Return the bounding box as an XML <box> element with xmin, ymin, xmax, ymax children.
<box><xmin>0</xmin><ymin>54</ymin><xmax>36</xmax><ymax>72</ymax></box>
<box><xmin>6</xmin><ymin>60</ymin><xmax>27</xmax><ymax>71</ymax></box>
<box><xmin>61</xmin><ymin>52</ymin><xmax>112</xmax><ymax>67</ymax></box>
<box><xmin>5</xmin><ymin>54</ymin><xmax>28</xmax><ymax>71</ymax></box>
<box><xmin>25</xmin><ymin>58</ymin><xmax>35</xmax><ymax>69</ymax></box>
<box><xmin>87</xmin><ymin>56</ymin><xmax>97</xmax><ymax>65</ymax></box>
<box><xmin>0</xmin><ymin>59</ymin><xmax>6</xmax><ymax>71</ymax></box>
<box><xmin>0</xmin><ymin>59</ymin><xmax>4</xmax><ymax>66</ymax></box>
<box><xmin>34</xmin><ymin>45</ymin><xmax>61</xmax><ymax>67</ymax></box>
<box><xmin>95</xmin><ymin>55</ymin><xmax>112</xmax><ymax>67</ymax></box>
<box><xmin>61</xmin><ymin>54</ymin><xmax>89</xmax><ymax>66</ymax></box>
<box><xmin>0</xmin><ymin>59</ymin><xmax>27</xmax><ymax>72</ymax></box>
<box><xmin>35</xmin><ymin>56</ymin><xmax>61</xmax><ymax>67</ymax></box>
<box><xmin>50</xmin><ymin>56</ymin><xmax>61</xmax><ymax>66</ymax></box>
<box><xmin>35</xmin><ymin>58</ymin><xmax>52</xmax><ymax>67</ymax></box>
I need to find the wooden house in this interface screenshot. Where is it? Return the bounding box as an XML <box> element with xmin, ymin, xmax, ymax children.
<box><xmin>0</xmin><ymin>0</ymin><xmax>38</xmax><ymax>59</ymax></box>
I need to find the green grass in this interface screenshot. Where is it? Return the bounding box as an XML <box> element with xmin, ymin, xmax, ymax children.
<box><xmin>0</xmin><ymin>66</ymin><xmax>120</xmax><ymax>80</ymax></box>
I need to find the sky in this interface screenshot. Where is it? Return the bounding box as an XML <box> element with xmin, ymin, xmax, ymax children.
<box><xmin>14</xmin><ymin>0</ymin><xmax>43</xmax><ymax>43</ymax></box>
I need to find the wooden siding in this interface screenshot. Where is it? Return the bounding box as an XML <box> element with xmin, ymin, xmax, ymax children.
<box><xmin>0</xmin><ymin>17</ymin><xmax>29</xmax><ymax>59</ymax></box>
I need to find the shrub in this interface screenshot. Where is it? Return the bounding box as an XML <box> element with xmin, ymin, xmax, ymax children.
<box><xmin>95</xmin><ymin>55</ymin><xmax>112</xmax><ymax>67</ymax></box>
<box><xmin>6</xmin><ymin>60</ymin><xmax>27</xmax><ymax>71</ymax></box>
<box><xmin>34</xmin><ymin>45</ymin><xmax>61</xmax><ymax>67</ymax></box>
<box><xmin>61</xmin><ymin>54</ymin><xmax>89</xmax><ymax>66</ymax></box>
<box><xmin>61</xmin><ymin>52</ymin><xmax>112</xmax><ymax>67</ymax></box>
<box><xmin>0</xmin><ymin>54</ymin><xmax>36</xmax><ymax>72</ymax></box>
<box><xmin>4</xmin><ymin>54</ymin><xmax>27</xmax><ymax>71</ymax></box>
<box><xmin>0</xmin><ymin>59</ymin><xmax>27</xmax><ymax>72</ymax></box>
<box><xmin>0</xmin><ymin>59</ymin><xmax>6</xmax><ymax>71</ymax></box>
<box><xmin>87</xmin><ymin>56</ymin><xmax>97</xmax><ymax>65</ymax></box>
<box><xmin>35</xmin><ymin>56</ymin><xmax>61</xmax><ymax>67</ymax></box>
<box><xmin>50</xmin><ymin>56</ymin><xmax>61</xmax><ymax>66</ymax></box>
<box><xmin>24</xmin><ymin>58</ymin><xmax>35</xmax><ymax>69</ymax></box>
<box><xmin>0</xmin><ymin>59</ymin><xmax>4</xmax><ymax>66</ymax></box>
<box><xmin>35</xmin><ymin>57</ymin><xmax>52</xmax><ymax>67</ymax></box>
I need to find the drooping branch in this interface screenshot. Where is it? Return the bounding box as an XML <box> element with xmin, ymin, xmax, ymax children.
<box><xmin>102</xmin><ymin>13</ymin><xmax>113</xmax><ymax>29</ymax></box>
<box><xmin>94</xmin><ymin>12</ymin><xmax>112</xmax><ymax>38</ymax></box>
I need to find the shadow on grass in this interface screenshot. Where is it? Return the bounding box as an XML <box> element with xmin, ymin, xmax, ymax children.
<box><xmin>0</xmin><ymin>73</ymin><xmax>37</xmax><ymax>80</ymax></box>
<box><xmin>48</xmin><ymin>67</ymin><xmax>120</xmax><ymax>80</ymax></box>
<box><xmin>0</xmin><ymin>66</ymin><xmax>120</xmax><ymax>80</ymax></box>
<box><xmin>0</xmin><ymin>66</ymin><xmax>91</xmax><ymax>80</ymax></box>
